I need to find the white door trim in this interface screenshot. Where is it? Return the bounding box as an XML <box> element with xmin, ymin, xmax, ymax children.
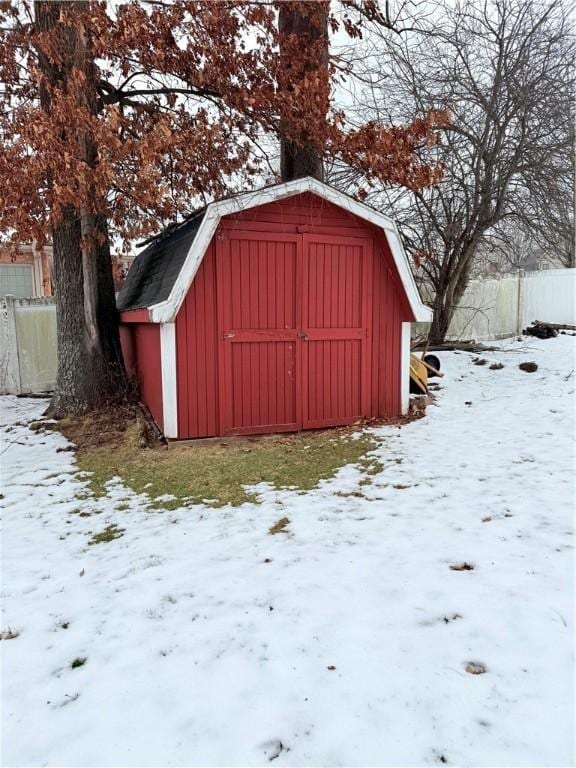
<box><xmin>401</xmin><ymin>322</ymin><xmax>412</xmax><ymax>415</ymax></box>
<box><xmin>160</xmin><ymin>322</ymin><xmax>178</xmax><ymax>438</ymax></box>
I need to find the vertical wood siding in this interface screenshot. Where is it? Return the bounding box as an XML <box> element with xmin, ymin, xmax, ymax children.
<box><xmin>175</xmin><ymin>242</ymin><xmax>219</xmax><ymax>438</ymax></box>
<box><xmin>371</xmin><ymin>234</ymin><xmax>409</xmax><ymax>418</ymax></box>
<box><xmin>174</xmin><ymin>193</ymin><xmax>414</xmax><ymax>439</ymax></box>
<box><xmin>128</xmin><ymin>324</ymin><xmax>163</xmax><ymax>429</ymax></box>
<box><xmin>216</xmin><ymin>233</ymin><xmax>299</xmax><ymax>434</ymax></box>
<box><xmin>300</xmin><ymin>235</ymin><xmax>372</xmax><ymax>429</ymax></box>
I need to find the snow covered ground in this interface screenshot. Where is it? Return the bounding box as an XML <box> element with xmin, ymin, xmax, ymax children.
<box><xmin>1</xmin><ymin>336</ymin><xmax>574</xmax><ymax>768</ymax></box>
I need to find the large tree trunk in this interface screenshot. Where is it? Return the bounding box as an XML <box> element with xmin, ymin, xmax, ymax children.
<box><xmin>49</xmin><ymin>207</ymin><xmax>125</xmax><ymax>415</ymax></box>
<box><xmin>278</xmin><ymin>1</ymin><xmax>329</xmax><ymax>181</ymax></box>
<box><xmin>48</xmin><ymin>208</ymin><xmax>127</xmax><ymax>416</ymax></box>
<box><xmin>35</xmin><ymin>1</ymin><xmax>128</xmax><ymax>417</ymax></box>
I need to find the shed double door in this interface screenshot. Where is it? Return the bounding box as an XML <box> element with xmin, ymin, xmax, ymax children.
<box><xmin>216</xmin><ymin>230</ymin><xmax>373</xmax><ymax>435</ymax></box>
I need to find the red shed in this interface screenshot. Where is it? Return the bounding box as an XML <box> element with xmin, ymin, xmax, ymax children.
<box><xmin>118</xmin><ymin>178</ymin><xmax>431</xmax><ymax>439</ymax></box>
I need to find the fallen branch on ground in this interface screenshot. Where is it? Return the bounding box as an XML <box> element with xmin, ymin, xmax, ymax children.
<box><xmin>534</xmin><ymin>321</ymin><xmax>576</xmax><ymax>331</ymax></box>
<box><xmin>412</xmin><ymin>340</ymin><xmax>499</xmax><ymax>353</ymax></box>
<box><xmin>524</xmin><ymin>321</ymin><xmax>576</xmax><ymax>339</ymax></box>
<box><xmin>524</xmin><ymin>322</ymin><xmax>558</xmax><ymax>339</ymax></box>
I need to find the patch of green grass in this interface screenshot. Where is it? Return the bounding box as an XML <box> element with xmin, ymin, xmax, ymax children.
<box><xmin>29</xmin><ymin>420</ymin><xmax>54</xmax><ymax>432</ymax></box>
<box><xmin>361</xmin><ymin>459</ymin><xmax>382</xmax><ymax>475</ymax></box>
<box><xmin>76</xmin><ymin>427</ymin><xmax>377</xmax><ymax>508</ymax></box>
<box><xmin>269</xmin><ymin>516</ymin><xmax>290</xmax><ymax>535</ymax></box>
<box><xmin>335</xmin><ymin>490</ymin><xmax>367</xmax><ymax>498</ymax></box>
<box><xmin>357</xmin><ymin>455</ymin><xmax>383</xmax><ymax>486</ymax></box>
<box><xmin>87</xmin><ymin>524</ymin><xmax>125</xmax><ymax>545</ymax></box>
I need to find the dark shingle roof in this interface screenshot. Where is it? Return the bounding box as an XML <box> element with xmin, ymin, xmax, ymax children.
<box><xmin>116</xmin><ymin>211</ymin><xmax>205</xmax><ymax>311</ymax></box>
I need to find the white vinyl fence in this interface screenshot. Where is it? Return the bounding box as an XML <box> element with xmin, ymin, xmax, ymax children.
<box><xmin>445</xmin><ymin>268</ymin><xmax>576</xmax><ymax>341</ymax></box>
<box><xmin>0</xmin><ymin>269</ymin><xmax>573</xmax><ymax>394</ymax></box>
<box><xmin>0</xmin><ymin>296</ymin><xmax>57</xmax><ymax>395</ymax></box>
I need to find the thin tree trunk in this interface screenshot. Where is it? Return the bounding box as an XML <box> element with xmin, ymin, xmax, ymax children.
<box><xmin>35</xmin><ymin>1</ymin><xmax>128</xmax><ymax>417</ymax></box>
<box><xmin>428</xmin><ymin>244</ymin><xmax>478</xmax><ymax>344</ymax></box>
<box><xmin>428</xmin><ymin>286</ymin><xmax>453</xmax><ymax>345</ymax></box>
<box><xmin>278</xmin><ymin>1</ymin><xmax>329</xmax><ymax>181</ymax></box>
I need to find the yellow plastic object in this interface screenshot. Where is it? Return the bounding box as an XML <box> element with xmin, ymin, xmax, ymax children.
<box><xmin>410</xmin><ymin>354</ymin><xmax>428</xmax><ymax>394</ymax></box>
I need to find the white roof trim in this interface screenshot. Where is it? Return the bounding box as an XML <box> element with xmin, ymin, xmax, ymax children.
<box><xmin>148</xmin><ymin>177</ymin><xmax>432</xmax><ymax>323</ymax></box>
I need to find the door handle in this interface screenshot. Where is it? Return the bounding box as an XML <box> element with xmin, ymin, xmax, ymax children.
<box><xmin>297</xmin><ymin>330</ymin><xmax>308</xmax><ymax>340</ymax></box>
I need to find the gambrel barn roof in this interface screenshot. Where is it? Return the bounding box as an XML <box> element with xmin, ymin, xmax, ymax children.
<box><xmin>117</xmin><ymin>177</ymin><xmax>432</xmax><ymax>323</ymax></box>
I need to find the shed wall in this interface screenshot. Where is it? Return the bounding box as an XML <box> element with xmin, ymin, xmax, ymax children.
<box><xmin>122</xmin><ymin>323</ymin><xmax>163</xmax><ymax>429</ymax></box>
<box><xmin>174</xmin><ymin>193</ymin><xmax>412</xmax><ymax>439</ymax></box>
<box><xmin>176</xmin><ymin>243</ymin><xmax>219</xmax><ymax>438</ymax></box>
